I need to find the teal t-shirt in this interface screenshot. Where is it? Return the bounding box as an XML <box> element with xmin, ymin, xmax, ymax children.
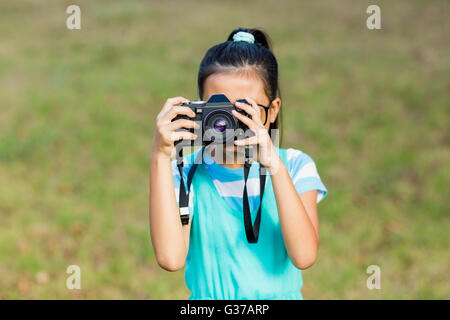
<box><xmin>175</xmin><ymin>147</ymin><xmax>327</xmax><ymax>299</ymax></box>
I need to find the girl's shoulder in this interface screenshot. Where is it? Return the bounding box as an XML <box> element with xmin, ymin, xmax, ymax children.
<box><xmin>276</xmin><ymin>147</ymin><xmax>328</xmax><ymax>202</ymax></box>
<box><xmin>276</xmin><ymin>147</ymin><xmax>316</xmax><ymax>169</ymax></box>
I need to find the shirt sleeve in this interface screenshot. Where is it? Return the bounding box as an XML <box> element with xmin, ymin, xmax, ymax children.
<box><xmin>286</xmin><ymin>148</ymin><xmax>328</xmax><ymax>203</ymax></box>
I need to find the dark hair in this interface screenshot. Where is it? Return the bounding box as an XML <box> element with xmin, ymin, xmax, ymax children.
<box><xmin>197</xmin><ymin>27</ymin><xmax>282</xmax><ymax>144</ymax></box>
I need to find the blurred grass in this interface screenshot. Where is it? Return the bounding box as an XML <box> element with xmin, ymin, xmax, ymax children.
<box><xmin>0</xmin><ymin>0</ymin><xmax>448</xmax><ymax>299</ymax></box>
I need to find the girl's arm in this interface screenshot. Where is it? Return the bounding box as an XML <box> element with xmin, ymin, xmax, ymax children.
<box><xmin>269</xmin><ymin>158</ymin><xmax>319</xmax><ymax>270</ymax></box>
<box><xmin>232</xmin><ymin>98</ymin><xmax>320</xmax><ymax>270</ymax></box>
<box><xmin>149</xmin><ymin>97</ymin><xmax>198</xmax><ymax>271</ymax></box>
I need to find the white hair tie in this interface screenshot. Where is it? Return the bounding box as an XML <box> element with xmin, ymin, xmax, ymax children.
<box><xmin>232</xmin><ymin>31</ymin><xmax>255</xmax><ymax>44</ymax></box>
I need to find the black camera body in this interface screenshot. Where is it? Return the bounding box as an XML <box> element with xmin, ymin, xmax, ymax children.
<box><xmin>173</xmin><ymin>94</ymin><xmax>251</xmax><ymax>146</ymax></box>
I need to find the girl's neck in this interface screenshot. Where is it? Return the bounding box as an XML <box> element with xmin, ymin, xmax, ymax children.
<box><xmin>221</xmin><ymin>162</ymin><xmax>244</xmax><ymax>169</ymax></box>
<box><xmin>209</xmin><ymin>147</ymin><xmax>244</xmax><ymax>169</ymax></box>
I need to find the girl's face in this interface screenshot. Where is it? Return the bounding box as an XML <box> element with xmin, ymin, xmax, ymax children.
<box><xmin>202</xmin><ymin>72</ymin><xmax>281</xmax><ymax>160</ymax></box>
<box><xmin>203</xmin><ymin>72</ymin><xmax>281</xmax><ymax>130</ymax></box>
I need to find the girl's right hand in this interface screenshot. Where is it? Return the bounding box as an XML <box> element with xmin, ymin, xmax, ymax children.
<box><xmin>152</xmin><ymin>96</ymin><xmax>199</xmax><ymax>158</ymax></box>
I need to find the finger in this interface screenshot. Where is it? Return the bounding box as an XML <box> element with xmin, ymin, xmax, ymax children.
<box><xmin>244</xmin><ymin>96</ymin><xmax>262</xmax><ymax>112</ymax></box>
<box><xmin>235</xmin><ymin>102</ymin><xmax>259</xmax><ymax>120</ymax></box>
<box><xmin>245</xmin><ymin>96</ymin><xmax>266</xmax><ymax>124</ymax></box>
<box><xmin>170</xmin><ymin>131</ymin><xmax>197</xmax><ymax>142</ymax></box>
<box><xmin>235</xmin><ymin>102</ymin><xmax>259</xmax><ymax>116</ymax></box>
<box><xmin>162</xmin><ymin>96</ymin><xmax>189</xmax><ymax>112</ymax></box>
<box><xmin>163</xmin><ymin>106</ymin><xmax>196</xmax><ymax>122</ymax></box>
<box><xmin>168</xmin><ymin>118</ymin><xmax>199</xmax><ymax>131</ymax></box>
<box><xmin>234</xmin><ymin>136</ymin><xmax>258</xmax><ymax>146</ymax></box>
<box><xmin>232</xmin><ymin>109</ymin><xmax>259</xmax><ymax>131</ymax></box>
<box><xmin>157</xmin><ymin>96</ymin><xmax>190</xmax><ymax>121</ymax></box>
<box><xmin>244</xmin><ymin>96</ymin><xmax>259</xmax><ymax>109</ymax></box>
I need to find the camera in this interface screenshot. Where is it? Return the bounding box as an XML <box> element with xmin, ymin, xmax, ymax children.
<box><xmin>173</xmin><ymin>94</ymin><xmax>251</xmax><ymax>146</ymax></box>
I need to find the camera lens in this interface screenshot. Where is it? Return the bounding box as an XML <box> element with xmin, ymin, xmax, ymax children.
<box><xmin>204</xmin><ymin>110</ymin><xmax>237</xmax><ymax>144</ymax></box>
<box><xmin>213</xmin><ymin>118</ymin><xmax>227</xmax><ymax>133</ymax></box>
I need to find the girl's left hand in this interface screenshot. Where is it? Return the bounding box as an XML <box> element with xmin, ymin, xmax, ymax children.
<box><xmin>232</xmin><ymin>96</ymin><xmax>280</xmax><ymax>172</ymax></box>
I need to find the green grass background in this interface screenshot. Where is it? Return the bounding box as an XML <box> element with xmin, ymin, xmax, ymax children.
<box><xmin>0</xmin><ymin>0</ymin><xmax>448</xmax><ymax>299</ymax></box>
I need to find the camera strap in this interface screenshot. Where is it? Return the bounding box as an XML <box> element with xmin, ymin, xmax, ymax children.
<box><xmin>243</xmin><ymin>159</ymin><xmax>267</xmax><ymax>243</ymax></box>
<box><xmin>177</xmin><ymin>146</ymin><xmax>267</xmax><ymax>244</ymax></box>
<box><xmin>177</xmin><ymin>147</ymin><xmax>203</xmax><ymax>225</ymax></box>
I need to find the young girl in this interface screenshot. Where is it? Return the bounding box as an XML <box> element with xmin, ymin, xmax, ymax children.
<box><xmin>149</xmin><ymin>27</ymin><xmax>327</xmax><ymax>300</ymax></box>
